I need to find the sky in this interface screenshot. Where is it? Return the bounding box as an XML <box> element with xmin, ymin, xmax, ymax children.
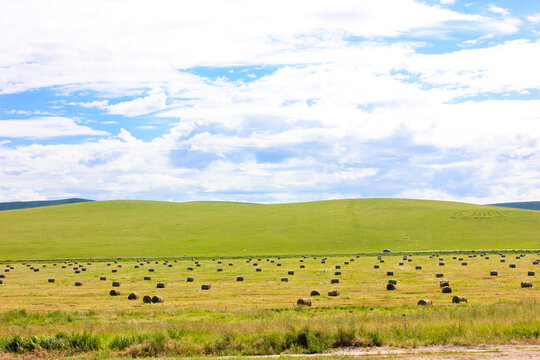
<box><xmin>0</xmin><ymin>0</ymin><xmax>539</xmax><ymax>204</ymax></box>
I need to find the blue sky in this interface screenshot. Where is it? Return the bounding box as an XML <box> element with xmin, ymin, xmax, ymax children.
<box><xmin>0</xmin><ymin>0</ymin><xmax>539</xmax><ymax>203</ymax></box>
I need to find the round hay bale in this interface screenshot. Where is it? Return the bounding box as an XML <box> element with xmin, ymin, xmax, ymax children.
<box><xmin>500</xmin><ymin>259</ymin><xmax>506</xmax><ymax>263</ymax></box>
<box><xmin>143</xmin><ymin>295</ymin><xmax>152</xmax><ymax>303</ymax></box>
<box><xmin>100</xmin><ymin>276</ymin><xmax>106</xmax><ymax>281</ymax></box>
<box><xmin>528</xmin><ymin>271</ymin><xmax>535</xmax><ymax>276</ymax></box>
<box><xmin>328</xmin><ymin>290</ymin><xmax>339</xmax><ymax>297</ymax></box>
<box><xmin>490</xmin><ymin>271</ymin><xmax>498</xmax><ymax>276</ymax></box>
<box><xmin>417</xmin><ymin>299</ymin><xmax>432</xmax><ymax>305</ymax></box>
<box><xmin>128</xmin><ymin>292</ymin><xmax>139</xmax><ymax>300</ymax></box>
<box><xmin>156</xmin><ymin>282</ymin><xmax>166</xmax><ymax>288</ymax></box>
<box><xmin>0</xmin><ymin>279</ymin><xmax>3</xmax><ymax>285</ymax></box>
<box><xmin>436</xmin><ymin>273</ymin><xmax>444</xmax><ymax>278</ymax></box>
<box><xmin>441</xmin><ymin>286</ymin><xmax>452</xmax><ymax>293</ymax></box>
<box><xmin>310</xmin><ymin>290</ymin><xmax>320</xmax><ymax>296</ymax></box>
<box><xmin>110</xmin><ymin>289</ymin><xmax>120</xmax><ymax>296</ymax></box>
<box><xmin>277</xmin><ymin>263</ymin><xmax>282</xmax><ymax>267</ymax></box>
<box><xmin>509</xmin><ymin>264</ymin><xmax>516</xmax><ymax>268</ymax></box>
<box><xmin>236</xmin><ymin>276</ymin><xmax>244</xmax><ymax>282</ymax></box>
<box><xmin>521</xmin><ymin>281</ymin><xmax>532</xmax><ymax>288</ymax></box>
<box><xmin>388</xmin><ymin>279</ymin><xmax>397</xmax><ymax>285</ymax></box>
<box><xmin>0</xmin><ymin>274</ymin><xmax>4</xmax><ymax>278</ymax></box>
<box><xmin>415</xmin><ymin>266</ymin><xmax>422</xmax><ymax>270</ymax></box>
<box><xmin>452</xmin><ymin>296</ymin><xmax>467</xmax><ymax>303</ymax></box>
<box><xmin>374</xmin><ymin>264</ymin><xmax>379</xmax><ymax>269</ymax></box>
<box><xmin>399</xmin><ymin>262</ymin><xmax>404</xmax><ymax>266</ymax></box>
<box><xmin>386</xmin><ymin>283</ymin><xmax>396</xmax><ymax>290</ymax></box>
<box><xmin>288</xmin><ymin>270</ymin><xmax>294</xmax><ymax>275</ymax></box>
<box><xmin>201</xmin><ymin>284</ymin><xmax>211</xmax><ymax>290</ymax></box>
<box><xmin>297</xmin><ymin>298</ymin><xmax>312</xmax><ymax>306</ymax></box>
<box><xmin>34</xmin><ymin>268</ymin><xmax>39</xmax><ymax>272</ymax></box>
<box><xmin>387</xmin><ymin>271</ymin><xmax>394</xmax><ymax>276</ymax></box>
<box><xmin>111</xmin><ymin>269</ymin><xmax>117</xmax><ymax>273</ymax></box>
<box><xmin>186</xmin><ymin>277</ymin><xmax>194</xmax><ymax>282</ymax></box>
<box><xmin>48</xmin><ymin>278</ymin><xmax>55</xmax><ymax>283</ymax></box>
<box><xmin>331</xmin><ymin>278</ymin><xmax>339</xmax><ymax>284</ymax></box>
<box><xmin>74</xmin><ymin>282</ymin><xmax>83</xmax><ymax>286</ymax></box>
<box><xmin>187</xmin><ymin>267</ymin><xmax>194</xmax><ymax>271</ymax></box>
<box><xmin>461</xmin><ymin>262</ymin><xmax>467</xmax><ymax>266</ymax></box>
<box><xmin>281</xmin><ymin>277</ymin><xmax>288</xmax><ymax>282</ymax></box>
<box><xmin>149</xmin><ymin>269</ymin><xmax>154</xmax><ymax>272</ymax></box>
<box><xmin>485</xmin><ymin>256</ymin><xmax>490</xmax><ymax>259</ymax></box>
<box><xmin>335</xmin><ymin>271</ymin><xmax>341</xmax><ymax>275</ymax></box>
<box><xmin>217</xmin><ymin>268</ymin><xmax>223</xmax><ymax>272</ymax></box>
<box><xmin>112</xmin><ymin>281</ymin><xmax>120</xmax><ymax>287</ymax></box>
<box><xmin>134</xmin><ymin>265</ymin><xmax>139</xmax><ymax>269</ymax></box>
<box><xmin>380</xmin><ymin>260</ymin><xmax>385</xmax><ymax>263</ymax></box>
<box><xmin>335</xmin><ymin>265</ymin><xmax>341</xmax><ymax>269</ymax></box>
<box><xmin>144</xmin><ymin>276</ymin><xmax>151</xmax><ymax>280</ymax></box>
<box><xmin>439</xmin><ymin>262</ymin><xmax>445</xmax><ymax>266</ymax></box>
<box><xmin>407</xmin><ymin>259</ymin><xmax>412</xmax><ymax>262</ymax></box>
<box><xmin>440</xmin><ymin>280</ymin><xmax>450</xmax><ymax>287</ymax></box>
<box><xmin>300</xmin><ymin>265</ymin><xmax>305</xmax><ymax>269</ymax></box>
<box><xmin>151</xmin><ymin>296</ymin><xmax>163</xmax><ymax>303</ymax></box>
<box><xmin>256</xmin><ymin>268</ymin><xmax>262</xmax><ymax>272</ymax></box>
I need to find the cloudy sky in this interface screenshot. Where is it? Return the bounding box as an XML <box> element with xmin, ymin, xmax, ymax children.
<box><xmin>0</xmin><ymin>0</ymin><xmax>539</xmax><ymax>204</ymax></box>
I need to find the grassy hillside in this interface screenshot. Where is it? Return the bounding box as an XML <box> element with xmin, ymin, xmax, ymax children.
<box><xmin>0</xmin><ymin>199</ymin><xmax>539</xmax><ymax>259</ymax></box>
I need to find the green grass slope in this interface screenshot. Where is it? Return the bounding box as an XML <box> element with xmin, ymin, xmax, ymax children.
<box><xmin>0</xmin><ymin>199</ymin><xmax>539</xmax><ymax>259</ymax></box>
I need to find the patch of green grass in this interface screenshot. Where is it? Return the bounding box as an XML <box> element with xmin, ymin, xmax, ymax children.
<box><xmin>0</xmin><ymin>199</ymin><xmax>539</xmax><ymax>259</ymax></box>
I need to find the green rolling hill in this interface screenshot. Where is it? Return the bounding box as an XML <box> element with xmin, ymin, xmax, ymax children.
<box><xmin>0</xmin><ymin>199</ymin><xmax>539</xmax><ymax>259</ymax></box>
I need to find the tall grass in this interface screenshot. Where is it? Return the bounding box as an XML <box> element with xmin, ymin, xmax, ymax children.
<box><xmin>0</xmin><ymin>301</ymin><xmax>537</xmax><ymax>356</ymax></box>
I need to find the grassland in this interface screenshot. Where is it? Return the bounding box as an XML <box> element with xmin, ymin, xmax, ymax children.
<box><xmin>1</xmin><ymin>199</ymin><xmax>539</xmax><ymax>259</ymax></box>
<box><xmin>0</xmin><ymin>253</ymin><xmax>538</xmax><ymax>357</ymax></box>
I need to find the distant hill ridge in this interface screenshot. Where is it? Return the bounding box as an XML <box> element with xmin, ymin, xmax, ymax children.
<box><xmin>0</xmin><ymin>198</ymin><xmax>539</xmax><ymax>259</ymax></box>
<box><xmin>0</xmin><ymin>198</ymin><xmax>93</xmax><ymax>211</ymax></box>
<box><xmin>489</xmin><ymin>201</ymin><xmax>540</xmax><ymax>211</ymax></box>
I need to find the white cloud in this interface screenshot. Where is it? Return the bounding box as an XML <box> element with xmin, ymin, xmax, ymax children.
<box><xmin>527</xmin><ymin>13</ymin><xmax>540</xmax><ymax>23</ymax></box>
<box><xmin>107</xmin><ymin>93</ymin><xmax>167</xmax><ymax>117</ymax></box>
<box><xmin>0</xmin><ymin>117</ymin><xmax>108</xmax><ymax>138</ymax></box>
<box><xmin>488</xmin><ymin>4</ymin><xmax>509</xmax><ymax>16</ymax></box>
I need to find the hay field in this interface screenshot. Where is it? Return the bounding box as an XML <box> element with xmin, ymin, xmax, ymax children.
<box><xmin>1</xmin><ymin>199</ymin><xmax>540</xmax><ymax>259</ymax></box>
<box><xmin>0</xmin><ymin>252</ymin><xmax>538</xmax><ymax>357</ymax></box>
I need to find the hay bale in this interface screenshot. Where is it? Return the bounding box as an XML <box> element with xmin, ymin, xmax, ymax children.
<box><xmin>388</xmin><ymin>279</ymin><xmax>397</xmax><ymax>285</ymax></box>
<box><xmin>201</xmin><ymin>284</ymin><xmax>211</xmax><ymax>290</ymax></box>
<box><xmin>528</xmin><ymin>271</ymin><xmax>535</xmax><ymax>276</ymax></box>
<box><xmin>335</xmin><ymin>265</ymin><xmax>341</xmax><ymax>269</ymax></box>
<box><xmin>335</xmin><ymin>271</ymin><xmax>341</xmax><ymax>276</ymax></box>
<box><xmin>490</xmin><ymin>271</ymin><xmax>498</xmax><ymax>276</ymax></box>
<box><xmin>34</xmin><ymin>268</ymin><xmax>39</xmax><ymax>272</ymax></box>
<box><xmin>48</xmin><ymin>279</ymin><xmax>55</xmax><ymax>283</ymax></box>
<box><xmin>236</xmin><ymin>276</ymin><xmax>244</xmax><ymax>282</ymax></box>
<box><xmin>100</xmin><ymin>276</ymin><xmax>106</xmax><ymax>281</ymax></box>
<box><xmin>110</xmin><ymin>289</ymin><xmax>121</xmax><ymax>296</ymax></box>
<box><xmin>144</xmin><ymin>276</ymin><xmax>151</xmax><ymax>280</ymax></box>
<box><xmin>440</xmin><ymin>280</ymin><xmax>450</xmax><ymax>287</ymax></box>
<box><xmin>277</xmin><ymin>263</ymin><xmax>282</xmax><ymax>267</ymax></box>
<box><xmin>331</xmin><ymin>278</ymin><xmax>339</xmax><ymax>284</ymax></box>
<box><xmin>310</xmin><ymin>290</ymin><xmax>320</xmax><ymax>296</ymax></box>
<box><xmin>0</xmin><ymin>280</ymin><xmax>3</xmax><ymax>285</ymax></box>
<box><xmin>521</xmin><ymin>281</ymin><xmax>532</xmax><ymax>288</ymax></box>
<box><xmin>187</xmin><ymin>267</ymin><xmax>194</xmax><ymax>271</ymax></box>
<box><xmin>297</xmin><ymin>298</ymin><xmax>312</xmax><ymax>306</ymax></box>
<box><xmin>300</xmin><ymin>265</ymin><xmax>305</xmax><ymax>269</ymax></box>
<box><xmin>256</xmin><ymin>268</ymin><xmax>262</xmax><ymax>272</ymax></box>
<box><xmin>461</xmin><ymin>262</ymin><xmax>467</xmax><ymax>266</ymax></box>
<box><xmin>417</xmin><ymin>299</ymin><xmax>432</xmax><ymax>305</ymax></box>
<box><xmin>157</xmin><ymin>282</ymin><xmax>166</xmax><ymax>288</ymax></box>
<box><xmin>288</xmin><ymin>270</ymin><xmax>294</xmax><ymax>275</ymax></box>
<box><xmin>439</xmin><ymin>262</ymin><xmax>445</xmax><ymax>266</ymax></box>
<box><xmin>149</xmin><ymin>269</ymin><xmax>154</xmax><ymax>272</ymax></box>
<box><xmin>374</xmin><ymin>264</ymin><xmax>379</xmax><ymax>269</ymax></box>
<box><xmin>387</xmin><ymin>271</ymin><xmax>394</xmax><ymax>276</ymax></box>
<box><xmin>143</xmin><ymin>295</ymin><xmax>152</xmax><ymax>303</ymax></box>
<box><xmin>0</xmin><ymin>274</ymin><xmax>4</xmax><ymax>278</ymax></box>
<box><xmin>281</xmin><ymin>277</ymin><xmax>288</xmax><ymax>282</ymax></box>
<box><xmin>415</xmin><ymin>266</ymin><xmax>422</xmax><ymax>270</ymax></box>
<box><xmin>328</xmin><ymin>290</ymin><xmax>339</xmax><ymax>296</ymax></box>
<box><xmin>510</xmin><ymin>264</ymin><xmax>516</xmax><ymax>268</ymax></box>
<box><xmin>74</xmin><ymin>282</ymin><xmax>83</xmax><ymax>286</ymax></box>
<box><xmin>500</xmin><ymin>259</ymin><xmax>506</xmax><ymax>263</ymax></box>
<box><xmin>111</xmin><ymin>269</ymin><xmax>117</xmax><ymax>273</ymax></box>
<box><xmin>186</xmin><ymin>277</ymin><xmax>194</xmax><ymax>282</ymax></box>
<box><xmin>436</xmin><ymin>273</ymin><xmax>444</xmax><ymax>278</ymax></box>
<box><xmin>386</xmin><ymin>283</ymin><xmax>396</xmax><ymax>290</ymax></box>
<box><xmin>452</xmin><ymin>296</ymin><xmax>467</xmax><ymax>304</ymax></box>
<box><xmin>441</xmin><ymin>286</ymin><xmax>452</xmax><ymax>293</ymax></box>
<box><xmin>128</xmin><ymin>293</ymin><xmax>139</xmax><ymax>300</ymax></box>
<box><xmin>112</xmin><ymin>281</ymin><xmax>120</xmax><ymax>287</ymax></box>
<box><xmin>399</xmin><ymin>262</ymin><xmax>404</xmax><ymax>266</ymax></box>
<box><xmin>151</xmin><ymin>296</ymin><xmax>163</xmax><ymax>303</ymax></box>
